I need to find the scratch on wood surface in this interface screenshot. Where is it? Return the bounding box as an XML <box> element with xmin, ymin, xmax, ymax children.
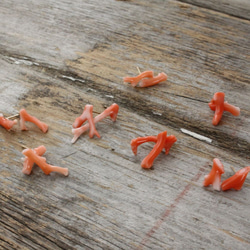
<box><xmin>138</xmin><ymin>167</ymin><xmax>204</xmax><ymax>248</ymax></box>
<box><xmin>9</xmin><ymin>56</ymin><xmax>40</xmax><ymax>66</ymax></box>
<box><xmin>219</xmin><ymin>229</ymin><xmax>250</xmax><ymax>244</ymax></box>
<box><xmin>62</xmin><ymin>151</ymin><xmax>77</xmax><ymax>159</ymax></box>
<box><xmin>181</xmin><ymin>128</ymin><xmax>212</xmax><ymax>143</ymax></box>
<box><xmin>178</xmin><ymin>0</ymin><xmax>250</xmax><ymax>20</ymax></box>
<box><xmin>77</xmin><ymin>193</ymin><xmax>96</xmax><ymax>204</ymax></box>
<box><xmin>6</xmin><ymin>114</ymin><xmax>20</xmax><ymax>120</ymax></box>
<box><xmin>79</xmin><ymin>204</ymin><xmax>89</xmax><ymax>210</ymax></box>
<box><xmin>207</xmin><ymin>223</ymin><xmax>250</xmax><ymax>244</ymax></box>
<box><xmin>61</xmin><ymin>75</ymin><xmax>85</xmax><ymax>83</ymax></box>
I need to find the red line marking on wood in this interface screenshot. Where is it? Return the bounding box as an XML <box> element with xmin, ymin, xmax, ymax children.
<box><xmin>138</xmin><ymin>168</ymin><xmax>204</xmax><ymax>249</ymax></box>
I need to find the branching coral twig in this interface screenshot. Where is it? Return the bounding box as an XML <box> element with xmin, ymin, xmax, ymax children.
<box><xmin>203</xmin><ymin>158</ymin><xmax>224</xmax><ymax>191</ymax></box>
<box><xmin>20</xmin><ymin>109</ymin><xmax>48</xmax><ymax>133</ymax></box>
<box><xmin>138</xmin><ymin>72</ymin><xmax>167</xmax><ymax>87</ymax></box>
<box><xmin>72</xmin><ymin>103</ymin><xmax>119</xmax><ymax>143</ymax></box>
<box><xmin>123</xmin><ymin>71</ymin><xmax>153</xmax><ymax>87</ymax></box>
<box><xmin>221</xmin><ymin>166</ymin><xmax>250</xmax><ymax>191</ymax></box>
<box><xmin>0</xmin><ymin>114</ymin><xmax>17</xmax><ymax>130</ymax></box>
<box><xmin>72</xmin><ymin>104</ymin><xmax>100</xmax><ymax>138</ymax></box>
<box><xmin>131</xmin><ymin>131</ymin><xmax>177</xmax><ymax>169</ymax></box>
<box><xmin>22</xmin><ymin>148</ymin><xmax>69</xmax><ymax>176</ymax></box>
<box><xmin>208</xmin><ymin>92</ymin><xmax>240</xmax><ymax>125</ymax></box>
<box><xmin>22</xmin><ymin>145</ymin><xmax>46</xmax><ymax>175</ymax></box>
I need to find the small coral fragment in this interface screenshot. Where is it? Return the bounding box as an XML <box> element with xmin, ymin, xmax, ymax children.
<box><xmin>0</xmin><ymin>114</ymin><xmax>17</xmax><ymax>130</ymax></box>
<box><xmin>208</xmin><ymin>92</ymin><xmax>240</xmax><ymax>126</ymax></box>
<box><xmin>22</xmin><ymin>148</ymin><xmax>68</xmax><ymax>176</ymax></box>
<box><xmin>131</xmin><ymin>136</ymin><xmax>157</xmax><ymax>155</ymax></box>
<box><xmin>22</xmin><ymin>145</ymin><xmax>46</xmax><ymax>175</ymax></box>
<box><xmin>19</xmin><ymin>109</ymin><xmax>48</xmax><ymax>133</ymax></box>
<box><xmin>72</xmin><ymin>103</ymin><xmax>119</xmax><ymax>143</ymax></box>
<box><xmin>138</xmin><ymin>72</ymin><xmax>167</xmax><ymax>87</ymax></box>
<box><xmin>221</xmin><ymin>166</ymin><xmax>250</xmax><ymax>191</ymax></box>
<box><xmin>72</xmin><ymin>104</ymin><xmax>100</xmax><ymax>138</ymax></box>
<box><xmin>131</xmin><ymin>131</ymin><xmax>177</xmax><ymax>169</ymax></box>
<box><xmin>203</xmin><ymin>158</ymin><xmax>224</xmax><ymax>191</ymax></box>
<box><xmin>123</xmin><ymin>70</ymin><xmax>154</xmax><ymax>87</ymax></box>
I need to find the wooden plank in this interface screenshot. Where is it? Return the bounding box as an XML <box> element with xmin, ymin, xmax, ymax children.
<box><xmin>178</xmin><ymin>0</ymin><xmax>250</xmax><ymax>20</ymax></box>
<box><xmin>0</xmin><ymin>0</ymin><xmax>250</xmax><ymax>249</ymax></box>
<box><xmin>1</xmin><ymin>73</ymin><xmax>249</xmax><ymax>249</ymax></box>
<box><xmin>66</xmin><ymin>1</ymin><xmax>250</xmax><ymax>157</ymax></box>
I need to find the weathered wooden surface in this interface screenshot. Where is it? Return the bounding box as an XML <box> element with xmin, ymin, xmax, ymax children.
<box><xmin>179</xmin><ymin>0</ymin><xmax>250</xmax><ymax>20</ymax></box>
<box><xmin>1</xmin><ymin>0</ymin><xmax>250</xmax><ymax>249</ymax></box>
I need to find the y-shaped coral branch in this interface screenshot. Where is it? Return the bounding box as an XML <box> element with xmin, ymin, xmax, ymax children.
<box><xmin>72</xmin><ymin>103</ymin><xmax>119</xmax><ymax>143</ymax></box>
<box><xmin>123</xmin><ymin>71</ymin><xmax>154</xmax><ymax>87</ymax></box>
<box><xmin>22</xmin><ymin>148</ymin><xmax>69</xmax><ymax>176</ymax></box>
<box><xmin>131</xmin><ymin>131</ymin><xmax>177</xmax><ymax>169</ymax></box>
<box><xmin>22</xmin><ymin>145</ymin><xmax>46</xmax><ymax>175</ymax></box>
<box><xmin>0</xmin><ymin>114</ymin><xmax>17</xmax><ymax>130</ymax></box>
<box><xmin>123</xmin><ymin>70</ymin><xmax>167</xmax><ymax>88</ymax></box>
<box><xmin>208</xmin><ymin>92</ymin><xmax>240</xmax><ymax>125</ymax></box>
<box><xmin>221</xmin><ymin>166</ymin><xmax>250</xmax><ymax>191</ymax></box>
<box><xmin>72</xmin><ymin>105</ymin><xmax>100</xmax><ymax>138</ymax></box>
<box><xmin>203</xmin><ymin>158</ymin><xmax>225</xmax><ymax>191</ymax></box>
<box><xmin>19</xmin><ymin>109</ymin><xmax>48</xmax><ymax>133</ymax></box>
<box><xmin>138</xmin><ymin>72</ymin><xmax>167</xmax><ymax>87</ymax></box>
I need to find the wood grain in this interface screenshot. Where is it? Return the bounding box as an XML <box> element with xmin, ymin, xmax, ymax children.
<box><xmin>179</xmin><ymin>0</ymin><xmax>250</xmax><ymax>20</ymax></box>
<box><xmin>1</xmin><ymin>0</ymin><xmax>249</xmax><ymax>249</ymax></box>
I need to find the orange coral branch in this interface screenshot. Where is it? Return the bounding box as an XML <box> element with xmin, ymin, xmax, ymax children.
<box><xmin>141</xmin><ymin>131</ymin><xmax>167</xmax><ymax>169</ymax></box>
<box><xmin>131</xmin><ymin>131</ymin><xmax>177</xmax><ymax>169</ymax></box>
<box><xmin>203</xmin><ymin>158</ymin><xmax>224</xmax><ymax>191</ymax></box>
<box><xmin>131</xmin><ymin>136</ymin><xmax>157</xmax><ymax>155</ymax></box>
<box><xmin>72</xmin><ymin>103</ymin><xmax>119</xmax><ymax>143</ymax></box>
<box><xmin>208</xmin><ymin>92</ymin><xmax>240</xmax><ymax>125</ymax></box>
<box><xmin>22</xmin><ymin>148</ymin><xmax>68</xmax><ymax>176</ymax></box>
<box><xmin>19</xmin><ymin>109</ymin><xmax>48</xmax><ymax>133</ymax></box>
<box><xmin>0</xmin><ymin>114</ymin><xmax>17</xmax><ymax>130</ymax></box>
<box><xmin>22</xmin><ymin>145</ymin><xmax>46</xmax><ymax>175</ymax></box>
<box><xmin>72</xmin><ymin>104</ymin><xmax>100</xmax><ymax>138</ymax></box>
<box><xmin>138</xmin><ymin>72</ymin><xmax>167</xmax><ymax>87</ymax></box>
<box><xmin>221</xmin><ymin>166</ymin><xmax>250</xmax><ymax>191</ymax></box>
<box><xmin>164</xmin><ymin>135</ymin><xmax>177</xmax><ymax>155</ymax></box>
<box><xmin>123</xmin><ymin>71</ymin><xmax>154</xmax><ymax>87</ymax></box>
<box><xmin>223</xmin><ymin>102</ymin><xmax>240</xmax><ymax>116</ymax></box>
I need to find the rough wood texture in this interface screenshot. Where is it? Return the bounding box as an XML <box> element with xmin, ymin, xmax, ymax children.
<box><xmin>1</xmin><ymin>0</ymin><xmax>249</xmax><ymax>249</ymax></box>
<box><xmin>179</xmin><ymin>0</ymin><xmax>250</xmax><ymax>20</ymax></box>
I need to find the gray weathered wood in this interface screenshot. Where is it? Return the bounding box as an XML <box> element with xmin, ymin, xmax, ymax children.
<box><xmin>179</xmin><ymin>0</ymin><xmax>250</xmax><ymax>20</ymax></box>
<box><xmin>1</xmin><ymin>0</ymin><xmax>250</xmax><ymax>249</ymax></box>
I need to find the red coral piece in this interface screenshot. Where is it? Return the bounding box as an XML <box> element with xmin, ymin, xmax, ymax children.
<box><xmin>72</xmin><ymin>104</ymin><xmax>100</xmax><ymax>138</ymax></box>
<box><xmin>123</xmin><ymin>71</ymin><xmax>154</xmax><ymax>87</ymax></box>
<box><xmin>208</xmin><ymin>92</ymin><xmax>240</xmax><ymax>125</ymax></box>
<box><xmin>203</xmin><ymin>158</ymin><xmax>224</xmax><ymax>191</ymax></box>
<box><xmin>0</xmin><ymin>114</ymin><xmax>17</xmax><ymax>130</ymax></box>
<box><xmin>221</xmin><ymin>166</ymin><xmax>250</xmax><ymax>191</ymax></box>
<box><xmin>138</xmin><ymin>72</ymin><xmax>167</xmax><ymax>87</ymax></box>
<box><xmin>131</xmin><ymin>131</ymin><xmax>177</xmax><ymax>169</ymax></box>
<box><xmin>19</xmin><ymin>109</ymin><xmax>48</xmax><ymax>133</ymax></box>
<box><xmin>72</xmin><ymin>103</ymin><xmax>119</xmax><ymax>143</ymax></box>
<box><xmin>22</xmin><ymin>145</ymin><xmax>46</xmax><ymax>175</ymax></box>
<box><xmin>22</xmin><ymin>148</ymin><xmax>68</xmax><ymax>176</ymax></box>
